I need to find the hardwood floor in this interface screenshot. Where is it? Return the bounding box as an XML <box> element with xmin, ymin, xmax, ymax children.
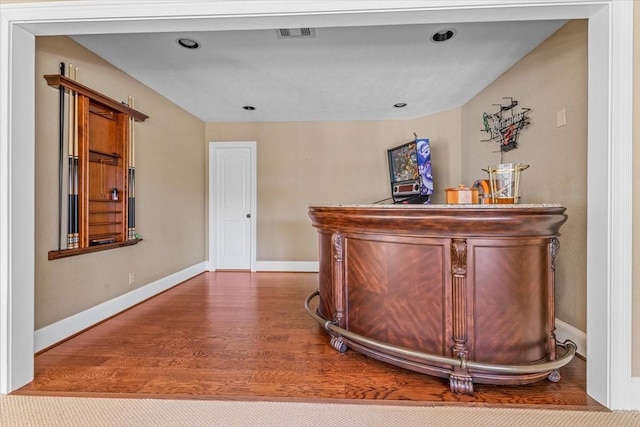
<box><xmin>15</xmin><ymin>272</ymin><xmax>604</xmax><ymax>410</ymax></box>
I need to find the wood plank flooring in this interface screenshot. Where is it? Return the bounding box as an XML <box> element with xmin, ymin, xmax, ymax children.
<box><xmin>15</xmin><ymin>272</ymin><xmax>604</xmax><ymax>410</ymax></box>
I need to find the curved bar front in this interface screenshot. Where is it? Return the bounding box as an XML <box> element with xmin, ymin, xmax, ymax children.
<box><xmin>307</xmin><ymin>204</ymin><xmax>570</xmax><ymax>394</ymax></box>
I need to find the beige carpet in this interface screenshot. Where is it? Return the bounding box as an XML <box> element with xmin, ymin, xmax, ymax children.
<box><xmin>1</xmin><ymin>395</ymin><xmax>640</xmax><ymax>427</ymax></box>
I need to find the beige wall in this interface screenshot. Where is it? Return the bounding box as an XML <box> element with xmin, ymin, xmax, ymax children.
<box><xmin>35</xmin><ymin>37</ymin><xmax>206</xmax><ymax>328</ymax></box>
<box><xmin>206</xmin><ymin>110</ymin><xmax>462</xmax><ymax>261</ymax></box>
<box><xmin>462</xmin><ymin>21</ymin><xmax>588</xmax><ymax>330</ymax></box>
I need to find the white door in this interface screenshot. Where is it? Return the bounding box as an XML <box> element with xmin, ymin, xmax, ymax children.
<box><xmin>210</xmin><ymin>142</ymin><xmax>256</xmax><ymax>270</ymax></box>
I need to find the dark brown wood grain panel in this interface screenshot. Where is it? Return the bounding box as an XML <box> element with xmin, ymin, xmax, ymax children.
<box><xmin>345</xmin><ymin>237</ymin><xmax>447</xmax><ymax>354</ymax></box>
<box><xmin>317</xmin><ymin>230</ymin><xmax>334</xmax><ymax>322</ymax></box>
<box><xmin>472</xmin><ymin>240</ymin><xmax>550</xmax><ymax>363</ymax></box>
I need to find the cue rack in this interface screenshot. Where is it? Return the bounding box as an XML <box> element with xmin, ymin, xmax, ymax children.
<box><xmin>45</xmin><ymin>63</ymin><xmax>148</xmax><ymax>260</ymax></box>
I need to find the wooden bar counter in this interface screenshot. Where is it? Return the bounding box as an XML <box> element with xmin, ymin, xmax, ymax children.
<box><xmin>306</xmin><ymin>204</ymin><xmax>575</xmax><ymax>394</ymax></box>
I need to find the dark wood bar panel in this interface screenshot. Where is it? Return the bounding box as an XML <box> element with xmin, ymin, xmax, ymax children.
<box><xmin>307</xmin><ymin>204</ymin><xmax>575</xmax><ymax>394</ymax></box>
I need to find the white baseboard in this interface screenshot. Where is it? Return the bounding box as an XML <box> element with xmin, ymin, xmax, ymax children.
<box><xmin>34</xmin><ymin>262</ymin><xmax>207</xmax><ymax>353</ymax></box>
<box><xmin>253</xmin><ymin>261</ymin><xmax>319</xmax><ymax>272</ymax></box>
<box><xmin>207</xmin><ymin>261</ymin><xmax>319</xmax><ymax>272</ymax></box>
<box><xmin>555</xmin><ymin>318</ymin><xmax>586</xmax><ymax>358</ymax></box>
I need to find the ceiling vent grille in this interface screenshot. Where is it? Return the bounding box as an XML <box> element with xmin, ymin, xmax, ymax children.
<box><xmin>276</xmin><ymin>28</ymin><xmax>315</xmax><ymax>39</ymax></box>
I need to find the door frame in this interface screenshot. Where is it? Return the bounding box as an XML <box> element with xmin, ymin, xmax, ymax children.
<box><xmin>208</xmin><ymin>141</ymin><xmax>257</xmax><ymax>272</ymax></box>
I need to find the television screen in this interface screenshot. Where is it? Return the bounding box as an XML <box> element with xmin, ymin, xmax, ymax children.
<box><xmin>389</xmin><ymin>141</ymin><xmax>419</xmax><ymax>183</ymax></box>
<box><xmin>387</xmin><ymin>138</ymin><xmax>433</xmax><ymax>202</ymax></box>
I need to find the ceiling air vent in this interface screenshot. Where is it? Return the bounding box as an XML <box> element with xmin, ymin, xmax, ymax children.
<box><xmin>276</xmin><ymin>28</ymin><xmax>315</xmax><ymax>39</ymax></box>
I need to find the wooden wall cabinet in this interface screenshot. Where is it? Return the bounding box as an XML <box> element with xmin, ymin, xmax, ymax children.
<box><xmin>45</xmin><ymin>75</ymin><xmax>148</xmax><ymax>260</ymax></box>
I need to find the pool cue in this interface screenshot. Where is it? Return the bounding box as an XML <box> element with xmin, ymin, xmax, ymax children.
<box><xmin>68</xmin><ymin>64</ymin><xmax>79</xmax><ymax>249</ymax></box>
<box><xmin>128</xmin><ymin>96</ymin><xmax>136</xmax><ymax>239</ymax></box>
<box><xmin>58</xmin><ymin>62</ymin><xmax>65</xmax><ymax>250</ymax></box>
<box><xmin>69</xmin><ymin>63</ymin><xmax>75</xmax><ymax>248</ymax></box>
<box><xmin>67</xmin><ymin>63</ymin><xmax>74</xmax><ymax>248</ymax></box>
<box><xmin>73</xmin><ymin>65</ymin><xmax>79</xmax><ymax>248</ymax></box>
<box><xmin>67</xmin><ymin>63</ymin><xmax>75</xmax><ymax>248</ymax></box>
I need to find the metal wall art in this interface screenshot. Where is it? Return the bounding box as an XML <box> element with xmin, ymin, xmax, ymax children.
<box><xmin>481</xmin><ymin>97</ymin><xmax>530</xmax><ymax>160</ymax></box>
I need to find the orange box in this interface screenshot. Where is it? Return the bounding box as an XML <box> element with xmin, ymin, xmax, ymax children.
<box><xmin>445</xmin><ymin>185</ymin><xmax>479</xmax><ymax>204</ymax></box>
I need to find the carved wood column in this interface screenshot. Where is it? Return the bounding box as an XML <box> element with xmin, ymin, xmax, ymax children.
<box><xmin>547</xmin><ymin>237</ymin><xmax>561</xmax><ymax>382</ymax></box>
<box><xmin>330</xmin><ymin>232</ymin><xmax>347</xmax><ymax>353</ymax></box>
<box><xmin>450</xmin><ymin>238</ymin><xmax>473</xmax><ymax>393</ymax></box>
<box><xmin>548</xmin><ymin>237</ymin><xmax>560</xmax><ymax>354</ymax></box>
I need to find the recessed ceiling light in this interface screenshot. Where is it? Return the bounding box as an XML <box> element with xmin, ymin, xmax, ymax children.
<box><xmin>243</xmin><ymin>106</ymin><xmax>256</xmax><ymax>111</ymax></box>
<box><xmin>177</xmin><ymin>37</ymin><xmax>200</xmax><ymax>49</ymax></box>
<box><xmin>431</xmin><ymin>28</ymin><xmax>456</xmax><ymax>43</ymax></box>
<box><xmin>394</xmin><ymin>103</ymin><xmax>407</xmax><ymax>108</ymax></box>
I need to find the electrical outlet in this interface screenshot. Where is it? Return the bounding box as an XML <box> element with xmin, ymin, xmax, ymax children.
<box><xmin>557</xmin><ymin>108</ymin><xmax>566</xmax><ymax>127</ymax></box>
<box><xmin>128</xmin><ymin>272</ymin><xmax>135</xmax><ymax>285</ymax></box>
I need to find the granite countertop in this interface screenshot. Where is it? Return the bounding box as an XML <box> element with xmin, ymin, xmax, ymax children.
<box><xmin>309</xmin><ymin>203</ymin><xmax>564</xmax><ymax>209</ymax></box>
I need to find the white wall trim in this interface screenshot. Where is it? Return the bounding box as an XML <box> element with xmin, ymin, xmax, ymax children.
<box><xmin>555</xmin><ymin>319</ymin><xmax>586</xmax><ymax>359</ymax></box>
<box><xmin>34</xmin><ymin>262</ymin><xmax>207</xmax><ymax>353</ymax></box>
<box><xmin>0</xmin><ymin>8</ymin><xmax>10</xmax><ymax>395</ymax></box>
<box><xmin>254</xmin><ymin>261</ymin><xmax>319</xmax><ymax>273</ymax></box>
<box><xmin>607</xmin><ymin>0</ymin><xmax>638</xmax><ymax>411</ymax></box>
<box><xmin>584</xmin><ymin>0</ymin><xmax>637</xmax><ymax>410</ymax></box>
<box><xmin>0</xmin><ymin>18</ymin><xmax>36</xmax><ymax>393</ymax></box>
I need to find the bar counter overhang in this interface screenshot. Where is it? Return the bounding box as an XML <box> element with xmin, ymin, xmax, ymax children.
<box><xmin>305</xmin><ymin>204</ymin><xmax>576</xmax><ymax>394</ymax></box>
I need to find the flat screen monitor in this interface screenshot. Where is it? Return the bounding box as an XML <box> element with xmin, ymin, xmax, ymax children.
<box><xmin>387</xmin><ymin>138</ymin><xmax>433</xmax><ymax>202</ymax></box>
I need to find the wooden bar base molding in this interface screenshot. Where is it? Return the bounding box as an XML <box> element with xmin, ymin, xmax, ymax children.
<box><xmin>305</xmin><ymin>204</ymin><xmax>577</xmax><ymax>394</ymax></box>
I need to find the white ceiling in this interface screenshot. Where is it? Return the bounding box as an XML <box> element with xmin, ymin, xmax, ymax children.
<box><xmin>72</xmin><ymin>19</ymin><xmax>566</xmax><ymax>122</ymax></box>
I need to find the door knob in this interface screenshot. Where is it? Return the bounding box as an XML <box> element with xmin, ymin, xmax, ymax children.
<box><xmin>246</xmin><ymin>213</ymin><xmax>251</xmax><ymax>218</ymax></box>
